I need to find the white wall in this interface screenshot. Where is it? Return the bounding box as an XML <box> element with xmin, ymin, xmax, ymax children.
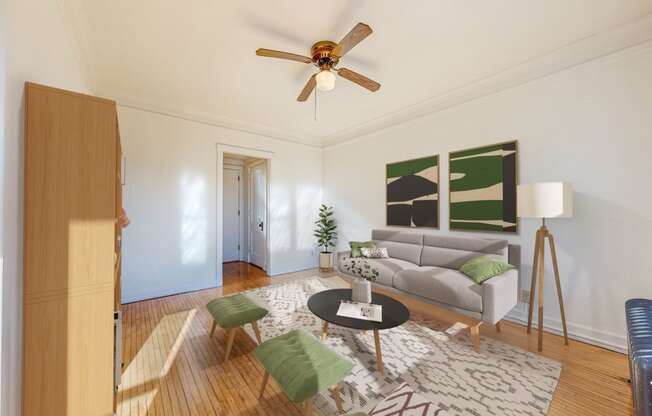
<box><xmin>323</xmin><ymin>42</ymin><xmax>652</xmax><ymax>352</ymax></box>
<box><xmin>119</xmin><ymin>106</ymin><xmax>322</xmax><ymax>303</ymax></box>
<box><xmin>2</xmin><ymin>0</ymin><xmax>91</xmax><ymax>414</ymax></box>
<box><xmin>0</xmin><ymin>1</ymin><xmax>6</xmax><ymax>412</ymax></box>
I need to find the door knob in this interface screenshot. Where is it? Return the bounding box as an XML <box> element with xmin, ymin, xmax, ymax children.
<box><xmin>258</xmin><ymin>221</ymin><xmax>264</xmax><ymax>231</ymax></box>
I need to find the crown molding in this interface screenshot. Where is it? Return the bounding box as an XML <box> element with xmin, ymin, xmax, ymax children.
<box><xmin>321</xmin><ymin>13</ymin><xmax>652</xmax><ymax>149</ymax></box>
<box><xmin>108</xmin><ymin>96</ymin><xmax>323</xmax><ymax>148</ymax></box>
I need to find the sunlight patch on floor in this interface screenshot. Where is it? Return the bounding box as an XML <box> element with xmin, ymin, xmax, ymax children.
<box><xmin>117</xmin><ymin>308</ymin><xmax>196</xmax><ymax>415</ymax></box>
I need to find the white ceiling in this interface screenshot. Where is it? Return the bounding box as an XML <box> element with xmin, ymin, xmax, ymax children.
<box><xmin>64</xmin><ymin>1</ymin><xmax>652</xmax><ymax>146</ymax></box>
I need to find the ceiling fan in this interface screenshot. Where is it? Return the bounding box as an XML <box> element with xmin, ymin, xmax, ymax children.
<box><xmin>256</xmin><ymin>22</ymin><xmax>381</xmax><ymax>102</ymax></box>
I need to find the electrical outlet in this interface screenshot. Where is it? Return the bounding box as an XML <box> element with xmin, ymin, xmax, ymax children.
<box><xmin>520</xmin><ymin>289</ymin><xmax>531</xmax><ymax>304</ymax></box>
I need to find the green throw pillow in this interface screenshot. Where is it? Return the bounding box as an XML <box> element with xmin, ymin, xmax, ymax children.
<box><xmin>460</xmin><ymin>255</ymin><xmax>514</xmax><ymax>284</ymax></box>
<box><xmin>349</xmin><ymin>241</ymin><xmax>376</xmax><ymax>258</ymax></box>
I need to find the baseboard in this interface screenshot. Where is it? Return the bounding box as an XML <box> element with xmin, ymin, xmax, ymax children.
<box><xmin>505</xmin><ymin>303</ymin><xmax>627</xmax><ymax>353</ymax></box>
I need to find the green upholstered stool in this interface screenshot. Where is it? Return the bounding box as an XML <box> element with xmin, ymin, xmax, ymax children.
<box><xmin>206</xmin><ymin>293</ymin><xmax>268</xmax><ymax>362</ymax></box>
<box><xmin>255</xmin><ymin>329</ymin><xmax>354</xmax><ymax>415</ymax></box>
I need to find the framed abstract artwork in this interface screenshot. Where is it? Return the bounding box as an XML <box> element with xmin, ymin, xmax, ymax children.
<box><xmin>449</xmin><ymin>141</ymin><xmax>518</xmax><ymax>233</ymax></box>
<box><xmin>386</xmin><ymin>155</ymin><xmax>439</xmax><ymax>228</ymax></box>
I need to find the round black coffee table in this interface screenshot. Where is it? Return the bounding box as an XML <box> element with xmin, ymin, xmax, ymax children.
<box><xmin>307</xmin><ymin>288</ymin><xmax>410</xmax><ymax>374</ymax></box>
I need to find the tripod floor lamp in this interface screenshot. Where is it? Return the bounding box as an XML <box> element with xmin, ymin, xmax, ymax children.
<box><xmin>517</xmin><ymin>182</ymin><xmax>573</xmax><ymax>352</ymax></box>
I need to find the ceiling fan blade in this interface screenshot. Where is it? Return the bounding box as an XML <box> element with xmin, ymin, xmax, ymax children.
<box><xmin>256</xmin><ymin>48</ymin><xmax>312</xmax><ymax>64</ymax></box>
<box><xmin>332</xmin><ymin>23</ymin><xmax>372</xmax><ymax>58</ymax></box>
<box><xmin>297</xmin><ymin>74</ymin><xmax>317</xmax><ymax>102</ymax></box>
<box><xmin>337</xmin><ymin>68</ymin><xmax>381</xmax><ymax>92</ymax></box>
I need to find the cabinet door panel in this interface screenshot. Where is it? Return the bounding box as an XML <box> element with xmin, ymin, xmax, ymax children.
<box><xmin>24</xmin><ymin>85</ymin><xmax>117</xmax><ymax>296</ymax></box>
<box><xmin>23</xmin><ymin>290</ymin><xmax>114</xmax><ymax>416</ymax></box>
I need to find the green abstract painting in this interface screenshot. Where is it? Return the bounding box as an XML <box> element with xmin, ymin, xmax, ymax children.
<box><xmin>449</xmin><ymin>141</ymin><xmax>517</xmax><ymax>232</ymax></box>
<box><xmin>386</xmin><ymin>155</ymin><xmax>439</xmax><ymax>228</ymax></box>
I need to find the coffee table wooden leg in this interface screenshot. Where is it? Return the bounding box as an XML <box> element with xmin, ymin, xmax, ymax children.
<box><xmin>321</xmin><ymin>321</ymin><xmax>329</xmax><ymax>341</ymax></box>
<box><xmin>373</xmin><ymin>329</ymin><xmax>384</xmax><ymax>375</ymax></box>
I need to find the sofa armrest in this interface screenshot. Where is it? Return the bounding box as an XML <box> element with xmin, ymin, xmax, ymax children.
<box><xmin>481</xmin><ymin>269</ymin><xmax>518</xmax><ymax>325</ymax></box>
<box><xmin>336</xmin><ymin>250</ymin><xmax>351</xmax><ymax>272</ymax></box>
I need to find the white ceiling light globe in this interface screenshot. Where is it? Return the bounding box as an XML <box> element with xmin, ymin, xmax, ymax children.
<box><xmin>315</xmin><ymin>70</ymin><xmax>336</xmax><ymax>91</ymax></box>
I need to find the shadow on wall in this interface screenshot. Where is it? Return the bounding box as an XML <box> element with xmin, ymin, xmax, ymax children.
<box><xmin>1</xmin><ymin>88</ymin><xmax>26</xmax><ymax>416</ymax></box>
<box><xmin>268</xmin><ymin>181</ymin><xmax>321</xmax><ymax>274</ymax></box>
<box><xmin>180</xmin><ymin>172</ymin><xmax>208</xmax><ymax>265</ymax></box>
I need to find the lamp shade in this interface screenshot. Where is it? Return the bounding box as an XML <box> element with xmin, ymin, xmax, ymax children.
<box><xmin>316</xmin><ymin>70</ymin><xmax>336</xmax><ymax>91</ymax></box>
<box><xmin>517</xmin><ymin>182</ymin><xmax>573</xmax><ymax>218</ymax></box>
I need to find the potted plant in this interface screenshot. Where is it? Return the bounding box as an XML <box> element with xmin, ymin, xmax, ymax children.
<box><xmin>342</xmin><ymin>257</ymin><xmax>378</xmax><ymax>303</ymax></box>
<box><xmin>314</xmin><ymin>204</ymin><xmax>337</xmax><ymax>271</ymax></box>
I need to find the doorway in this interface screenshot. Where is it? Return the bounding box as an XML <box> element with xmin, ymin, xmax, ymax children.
<box><xmin>222</xmin><ymin>162</ymin><xmax>243</xmax><ymax>262</ymax></box>
<box><xmin>218</xmin><ymin>147</ymin><xmax>271</xmax><ymax>285</ymax></box>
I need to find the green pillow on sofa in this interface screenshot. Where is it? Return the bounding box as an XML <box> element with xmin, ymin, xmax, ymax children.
<box><xmin>460</xmin><ymin>255</ymin><xmax>514</xmax><ymax>284</ymax></box>
<box><xmin>349</xmin><ymin>241</ymin><xmax>376</xmax><ymax>258</ymax></box>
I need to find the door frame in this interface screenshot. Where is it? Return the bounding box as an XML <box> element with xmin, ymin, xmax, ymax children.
<box><xmin>222</xmin><ymin>164</ymin><xmax>244</xmax><ymax>262</ymax></box>
<box><xmin>216</xmin><ymin>144</ymin><xmax>272</xmax><ymax>285</ymax></box>
<box><xmin>247</xmin><ymin>159</ymin><xmax>267</xmax><ymax>269</ymax></box>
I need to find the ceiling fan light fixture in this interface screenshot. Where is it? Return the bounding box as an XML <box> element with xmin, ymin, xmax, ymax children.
<box><xmin>315</xmin><ymin>69</ymin><xmax>336</xmax><ymax>91</ymax></box>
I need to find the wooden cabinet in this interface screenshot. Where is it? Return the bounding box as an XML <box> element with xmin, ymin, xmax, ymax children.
<box><xmin>23</xmin><ymin>83</ymin><xmax>121</xmax><ymax>416</ymax></box>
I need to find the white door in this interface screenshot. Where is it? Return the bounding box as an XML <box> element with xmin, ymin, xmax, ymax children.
<box><xmin>249</xmin><ymin>162</ymin><xmax>267</xmax><ymax>269</ymax></box>
<box><xmin>223</xmin><ymin>168</ymin><xmax>240</xmax><ymax>262</ymax></box>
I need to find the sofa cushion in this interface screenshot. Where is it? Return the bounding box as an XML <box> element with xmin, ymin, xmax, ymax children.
<box><xmin>393</xmin><ymin>267</ymin><xmax>483</xmax><ymax>313</ymax></box>
<box><xmin>340</xmin><ymin>256</ymin><xmax>423</xmax><ymax>286</ymax></box>
<box><xmin>421</xmin><ymin>235</ymin><xmax>508</xmax><ymax>269</ymax></box>
<box><xmin>372</xmin><ymin>229</ymin><xmax>424</xmax><ymax>245</ymax></box>
<box><xmin>373</xmin><ymin>240</ymin><xmax>422</xmax><ymax>264</ymax></box>
<box><xmin>371</xmin><ymin>229</ymin><xmax>424</xmax><ymax>264</ymax></box>
<box><xmin>350</xmin><ymin>240</ymin><xmax>376</xmax><ymax>258</ymax></box>
<box><xmin>360</xmin><ymin>247</ymin><xmax>389</xmax><ymax>258</ymax></box>
<box><xmin>459</xmin><ymin>255</ymin><xmax>514</xmax><ymax>284</ymax></box>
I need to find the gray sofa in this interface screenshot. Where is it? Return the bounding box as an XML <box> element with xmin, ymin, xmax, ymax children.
<box><xmin>337</xmin><ymin>229</ymin><xmax>520</xmax><ymax>351</ymax></box>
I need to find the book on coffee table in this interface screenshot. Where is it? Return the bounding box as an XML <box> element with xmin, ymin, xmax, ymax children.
<box><xmin>336</xmin><ymin>300</ymin><xmax>383</xmax><ymax>322</ymax></box>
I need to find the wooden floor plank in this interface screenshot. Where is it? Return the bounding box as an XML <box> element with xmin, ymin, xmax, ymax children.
<box><xmin>115</xmin><ymin>262</ymin><xmax>632</xmax><ymax>416</ymax></box>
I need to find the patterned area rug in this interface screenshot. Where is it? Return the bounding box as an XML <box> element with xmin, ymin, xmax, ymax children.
<box><xmin>242</xmin><ymin>278</ymin><xmax>561</xmax><ymax>416</ymax></box>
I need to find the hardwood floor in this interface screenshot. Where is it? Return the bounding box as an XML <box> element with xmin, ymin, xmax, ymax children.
<box><xmin>117</xmin><ymin>262</ymin><xmax>632</xmax><ymax>416</ymax></box>
<box><xmin>223</xmin><ymin>262</ymin><xmax>271</xmax><ymax>294</ymax></box>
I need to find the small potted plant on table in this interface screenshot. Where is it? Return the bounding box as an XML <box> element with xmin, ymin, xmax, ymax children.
<box><xmin>342</xmin><ymin>257</ymin><xmax>379</xmax><ymax>303</ymax></box>
<box><xmin>314</xmin><ymin>204</ymin><xmax>337</xmax><ymax>272</ymax></box>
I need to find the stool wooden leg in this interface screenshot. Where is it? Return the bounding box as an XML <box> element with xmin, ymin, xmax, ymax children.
<box><xmin>303</xmin><ymin>398</ymin><xmax>314</xmax><ymax>416</ymax></box>
<box><xmin>259</xmin><ymin>371</ymin><xmax>269</xmax><ymax>399</ymax></box>
<box><xmin>210</xmin><ymin>321</ymin><xmax>217</xmax><ymax>337</ymax></box>
<box><xmin>495</xmin><ymin>321</ymin><xmax>502</xmax><ymax>332</ymax></box>
<box><xmin>252</xmin><ymin>320</ymin><xmax>263</xmax><ymax>344</ymax></box>
<box><xmin>330</xmin><ymin>384</ymin><xmax>344</xmax><ymax>414</ymax></box>
<box><xmin>224</xmin><ymin>328</ymin><xmax>237</xmax><ymax>362</ymax></box>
